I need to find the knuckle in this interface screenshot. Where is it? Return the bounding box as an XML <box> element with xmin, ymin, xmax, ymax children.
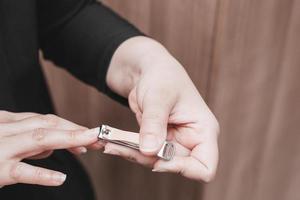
<box><xmin>38</xmin><ymin>114</ymin><xmax>59</xmax><ymax>127</ymax></box>
<box><xmin>68</xmin><ymin>130</ymin><xmax>79</xmax><ymax>143</ymax></box>
<box><xmin>33</xmin><ymin>167</ymin><xmax>44</xmax><ymax>181</ymax></box>
<box><xmin>10</xmin><ymin>163</ymin><xmax>22</xmax><ymax>182</ymax></box>
<box><xmin>32</xmin><ymin>128</ymin><xmax>47</xmax><ymax>142</ymax></box>
<box><xmin>32</xmin><ymin>128</ymin><xmax>49</xmax><ymax>150</ymax></box>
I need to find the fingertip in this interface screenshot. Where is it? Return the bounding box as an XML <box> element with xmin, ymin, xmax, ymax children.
<box><xmin>139</xmin><ymin>133</ymin><xmax>163</xmax><ymax>155</ymax></box>
<box><xmin>79</xmin><ymin>147</ymin><xmax>87</xmax><ymax>154</ymax></box>
<box><xmin>52</xmin><ymin>173</ymin><xmax>67</xmax><ymax>186</ymax></box>
<box><xmin>88</xmin><ymin>141</ymin><xmax>105</xmax><ymax>150</ymax></box>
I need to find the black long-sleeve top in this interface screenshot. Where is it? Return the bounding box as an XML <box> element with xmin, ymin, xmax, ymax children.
<box><xmin>0</xmin><ymin>0</ymin><xmax>142</xmax><ymax>199</ymax></box>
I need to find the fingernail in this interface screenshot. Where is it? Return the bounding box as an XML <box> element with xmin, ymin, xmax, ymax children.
<box><xmin>103</xmin><ymin>148</ymin><xmax>120</xmax><ymax>156</ymax></box>
<box><xmin>152</xmin><ymin>168</ymin><xmax>168</xmax><ymax>173</ymax></box>
<box><xmin>53</xmin><ymin>173</ymin><xmax>67</xmax><ymax>184</ymax></box>
<box><xmin>79</xmin><ymin>147</ymin><xmax>87</xmax><ymax>154</ymax></box>
<box><xmin>140</xmin><ymin>134</ymin><xmax>160</xmax><ymax>152</ymax></box>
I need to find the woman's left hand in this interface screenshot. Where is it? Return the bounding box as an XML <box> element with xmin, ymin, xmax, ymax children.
<box><xmin>105</xmin><ymin>36</ymin><xmax>219</xmax><ymax>182</ymax></box>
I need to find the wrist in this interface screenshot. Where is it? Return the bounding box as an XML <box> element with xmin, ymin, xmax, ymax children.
<box><xmin>106</xmin><ymin>36</ymin><xmax>177</xmax><ymax>98</ymax></box>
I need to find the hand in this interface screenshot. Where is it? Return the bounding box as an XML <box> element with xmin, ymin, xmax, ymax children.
<box><xmin>105</xmin><ymin>37</ymin><xmax>220</xmax><ymax>182</ymax></box>
<box><xmin>0</xmin><ymin>111</ymin><xmax>101</xmax><ymax>187</ymax></box>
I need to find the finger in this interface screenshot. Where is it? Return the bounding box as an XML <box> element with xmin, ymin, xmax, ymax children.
<box><xmin>3</xmin><ymin>128</ymin><xmax>99</xmax><ymax>158</ymax></box>
<box><xmin>173</xmin><ymin>123</ymin><xmax>219</xmax><ymax>180</ymax></box>
<box><xmin>191</xmin><ymin>140</ymin><xmax>219</xmax><ymax>178</ymax></box>
<box><xmin>153</xmin><ymin>140</ymin><xmax>218</xmax><ymax>182</ymax></box>
<box><xmin>103</xmin><ymin>143</ymin><xmax>157</xmax><ymax>167</ymax></box>
<box><xmin>0</xmin><ymin>114</ymin><xmax>86</xmax><ymax>136</ymax></box>
<box><xmin>28</xmin><ymin>150</ymin><xmax>54</xmax><ymax>160</ymax></box>
<box><xmin>67</xmin><ymin>147</ymin><xmax>87</xmax><ymax>155</ymax></box>
<box><xmin>103</xmin><ymin>140</ymin><xmax>190</xmax><ymax>167</ymax></box>
<box><xmin>153</xmin><ymin>155</ymin><xmax>215</xmax><ymax>182</ymax></box>
<box><xmin>87</xmin><ymin>140</ymin><xmax>106</xmax><ymax>150</ymax></box>
<box><xmin>2</xmin><ymin>162</ymin><xmax>66</xmax><ymax>186</ymax></box>
<box><xmin>139</xmin><ymin>89</ymin><xmax>176</xmax><ymax>155</ymax></box>
<box><xmin>68</xmin><ymin>140</ymin><xmax>105</xmax><ymax>154</ymax></box>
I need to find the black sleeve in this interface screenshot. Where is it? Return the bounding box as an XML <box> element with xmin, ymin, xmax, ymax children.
<box><xmin>37</xmin><ymin>0</ymin><xmax>144</xmax><ymax>105</ymax></box>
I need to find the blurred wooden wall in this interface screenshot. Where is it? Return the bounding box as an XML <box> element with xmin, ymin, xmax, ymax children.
<box><xmin>42</xmin><ymin>0</ymin><xmax>300</xmax><ymax>200</ymax></box>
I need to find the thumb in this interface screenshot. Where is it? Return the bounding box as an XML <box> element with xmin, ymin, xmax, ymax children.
<box><xmin>139</xmin><ymin>92</ymin><xmax>174</xmax><ymax>155</ymax></box>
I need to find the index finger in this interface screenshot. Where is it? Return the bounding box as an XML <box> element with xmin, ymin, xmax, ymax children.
<box><xmin>2</xmin><ymin>128</ymin><xmax>99</xmax><ymax>158</ymax></box>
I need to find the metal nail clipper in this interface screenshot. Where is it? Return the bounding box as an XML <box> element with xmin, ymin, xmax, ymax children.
<box><xmin>98</xmin><ymin>125</ymin><xmax>175</xmax><ymax>161</ymax></box>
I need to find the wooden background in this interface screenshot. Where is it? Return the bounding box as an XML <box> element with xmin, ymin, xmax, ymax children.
<box><xmin>42</xmin><ymin>0</ymin><xmax>300</xmax><ymax>200</ymax></box>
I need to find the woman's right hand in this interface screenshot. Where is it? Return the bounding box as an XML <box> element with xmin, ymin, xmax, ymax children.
<box><xmin>0</xmin><ymin>111</ymin><xmax>100</xmax><ymax>187</ymax></box>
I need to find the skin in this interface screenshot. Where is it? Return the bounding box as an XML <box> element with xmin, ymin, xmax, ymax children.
<box><xmin>0</xmin><ymin>111</ymin><xmax>103</xmax><ymax>187</ymax></box>
<box><xmin>105</xmin><ymin>36</ymin><xmax>220</xmax><ymax>182</ymax></box>
<box><xmin>0</xmin><ymin>36</ymin><xmax>219</xmax><ymax>187</ymax></box>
